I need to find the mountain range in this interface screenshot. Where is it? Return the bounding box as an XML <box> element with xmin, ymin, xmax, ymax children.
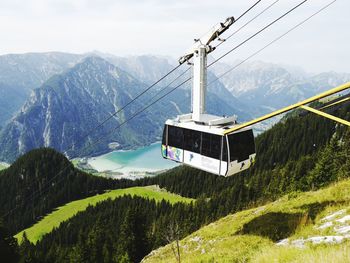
<box><xmin>212</xmin><ymin>60</ymin><xmax>350</xmax><ymax>114</ymax></box>
<box><xmin>0</xmin><ymin>52</ymin><xmax>82</xmax><ymax>125</ymax></box>
<box><xmin>0</xmin><ymin>56</ymin><xmax>243</xmax><ymax>162</ymax></box>
<box><xmin>0</xmin><ymin>52</ymin><xmax>349</xmax><ymax>162</ymax></box>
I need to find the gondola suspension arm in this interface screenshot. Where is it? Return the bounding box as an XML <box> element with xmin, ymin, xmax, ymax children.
<box><xmin>178</xmin><ymin>17</ymin><xmax>235</xmax><ymax>65</ymax></box>
<box><xmin>300</xmin><ymin>105</ymin><xmax>350</xmax><ymax>127</ymax></box>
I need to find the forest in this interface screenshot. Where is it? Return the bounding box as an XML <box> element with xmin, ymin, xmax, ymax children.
<box><xmin>1</xmin><ymin>103</ymin><xmax>349</xmax><ymax>262</ymax></box>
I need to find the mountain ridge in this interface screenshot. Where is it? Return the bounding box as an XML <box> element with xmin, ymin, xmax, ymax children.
<box><xmin>212</xmin><ymin>60</ymin><xmax>350</xmax><ymax>114</ymax></box>
<box><xmin>0</xmin><ymin>52</ymin><xmax>83</xmax><ymax>124</ymax></box>
<box><xmin>0</xmin><ymin>56</ymin><xmax>246</xmax><ymax>162</ymax></box>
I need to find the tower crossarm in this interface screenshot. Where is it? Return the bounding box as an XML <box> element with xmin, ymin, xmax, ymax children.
<box><xmin>179</xmin><ymin>17</ymin><xmax>235</xmax><ymax>64</ymax></box>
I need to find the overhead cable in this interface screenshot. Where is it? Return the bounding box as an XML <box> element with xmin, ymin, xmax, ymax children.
<box><xmin>208</xmin><ymin>0</ymin><xmax>308</xmax><ymax>68</ymax></box>
<box><xmin>208</xmin><ymin>0</ymin><xmax>337</xmax><ymax>86</ymax></box>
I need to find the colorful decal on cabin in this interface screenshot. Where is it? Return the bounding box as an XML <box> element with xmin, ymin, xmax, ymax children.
<box><xmin>161</xmin><ymin>144</ymin><xmax>167</xmax><ymax>158</ymax></box>
<box><xmin>167</xmin><ymin>146</ymin><xmax>182</xmax><ymax>162</ymax></box>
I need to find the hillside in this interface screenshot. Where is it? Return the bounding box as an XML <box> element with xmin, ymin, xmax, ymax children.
<box><xmin>144</xmin><ymin>103</ymin><xmax>350</xmax><ymax>202</ymax></box>
<box><xmin>15</xmin><ymin>185</ymin><xmax>194</xmax><ymax>244</ymax></box>
<box><xmin>0</xmin><ymin>148</ymin><xmax>136</xmax><ymax>234</ymax></box>
<box><xmin>143</xmin><ymin>178</ymin><xmax>350</xmax><ymax>262</ymax></box>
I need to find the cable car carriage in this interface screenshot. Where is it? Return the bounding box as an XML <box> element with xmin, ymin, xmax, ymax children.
<box><xmin>161</xmin><ymin>17</ymin><xmax>256</xmax><ymax>176</ymax></box>
<box><xmin>161</xmin><ymin>115</ymin><xmax>255</xmax><ymax>176</ymax></box>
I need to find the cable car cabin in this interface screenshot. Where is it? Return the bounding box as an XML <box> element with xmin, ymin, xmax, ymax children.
<box><xmin>161</xmin><ymin>119</ymin><xmax>256</xmax><ymax>176</ymax></box>
<box><xmin>162</xmin><ymin>17</ymin><xmax>256</xmax><ymax>176</ymax></box>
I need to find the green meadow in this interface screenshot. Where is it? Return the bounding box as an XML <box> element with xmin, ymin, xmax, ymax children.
<box><xmin>15</xmin><ymin>185</ymin><xmax>193</xmax><ymax>244</ymax></box>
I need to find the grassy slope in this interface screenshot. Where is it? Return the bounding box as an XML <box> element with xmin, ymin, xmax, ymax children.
<box><xmin>15</xmin><ymin>185</ymin><xmax>193</xmax><ymax>244</ymax></box>
<box><xmin>143</xmin><ymin>179</ymin><xmax>350</xmax><ymax>263</ymax></box>
<box><xmin>0</xmin><ymin>163</ymin><xmax>9</xmax><ymax>171</ymax></box>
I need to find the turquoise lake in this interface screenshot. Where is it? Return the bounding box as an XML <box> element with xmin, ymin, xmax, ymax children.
<box><xmin>88</xmin><ymin>143</ymin><xmax>177</xmax><ymax>176</ymax></box>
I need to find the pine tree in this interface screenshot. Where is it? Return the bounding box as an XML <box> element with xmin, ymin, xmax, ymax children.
<box><xmin>338</xmin><ymin>128</ymin><xmax>350</xmax><ymax>179</ymax></box>
<box><xmin>19</xmin><ymin>232</ymin><xmax>35</xmax><ymax>263</ymax></box>
<box><xmin>117</xmin><ymin>208</ymin><xmax>136</xmax><ymax>262</ymax></box>
<box><xmin>307</xmin><ymin>137</ymin><xmax>340</xmax><ymax>189</ymax></box>
<box><xmin>0</xmin><ymin>219</ymin><xmax>19</xmax><ymax>263</ymax></box>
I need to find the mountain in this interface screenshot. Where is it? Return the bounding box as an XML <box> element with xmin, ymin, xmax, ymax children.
<box><xmin>212</xmin><ymin>61</ymin><xmax>350</xmax><ymax>114</ymax></box>
<box><xmin>0</xmin><ymin>52</ymin><xmax>83</xmax><ymax>124</ymax></box>
<box><xmin>0</xmin><ymin>52</ymin><xmax>82</xmax><ymax>88</ymax></box>
<box><xmin>0</xmin><ymin>56</ymin><xmax>247</xmax><ymax>162</ymax></box>
<box><xmin>1</xmin><ymin>51</ymin><xmax>349</xmax><ymax>128</ymax></box>
<box><xmin>94</xmin><ymin>52</ymin><xmax>253</xmax><ymax>115</ymax></box>
<box><xmin>0</xmin><ymin>82</ymin><xmax>28</xmax><ymax>128</ymax></box>
<box><xmin>0</xmin><ymin>52</ymin><xmax>176</xmax><ymax>125</ymax></box>
<box><xmin>91</xmin><ymin>56</ymin><xmax>350</xmax><ymax>121</ymax></box>
<box><xmin>1</xmin><ymin>52</ymin><xmax>349</xmax><ymax>163</ymax></box>
<box><xmin>101</xmin><ymin>53</ymin><xmax>177</xmax><ymax>85</ymax></box>
<box><xmin>0</xmin><ymin>56</ymin><xmax>156</xmax><ymax>162</ymax></box>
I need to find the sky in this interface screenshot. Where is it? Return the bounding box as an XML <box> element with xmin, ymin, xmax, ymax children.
<box><xmin>0</xmin><ymin>0</ymin><xmax>348</xmax><ymax>73</ymax></box>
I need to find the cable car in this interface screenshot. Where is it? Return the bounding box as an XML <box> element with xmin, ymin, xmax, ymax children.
<box><xmin>161</xmin><ymin>115</ymin><xmax>255</xmax><ymax>176</ymax></box>
<box><xmin>161</xmin><ymin>17</ymin><xmax>256</xmax><ymax>176</ymax></box>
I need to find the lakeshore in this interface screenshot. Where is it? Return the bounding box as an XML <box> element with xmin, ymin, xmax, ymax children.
<box><xmin>83</xmin><ymin>143</ymin><xmax>177</xmax><ymax>179</ymax></box>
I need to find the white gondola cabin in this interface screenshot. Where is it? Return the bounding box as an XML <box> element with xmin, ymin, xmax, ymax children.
<box><xmin>161</xmin><ymin>17</ymin><xmax>256</xmax><ymax>176</ymax></box>
<box><xmin>161</xmin><ymin>114</ymin><xmax>256</xmax><ymax>176</ymax></box>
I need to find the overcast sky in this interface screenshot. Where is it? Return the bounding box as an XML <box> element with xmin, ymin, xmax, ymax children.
<box><xmin>0</xmin><ymin>0</ymin><xmax>348</xmax><ymax>73</ymax></box>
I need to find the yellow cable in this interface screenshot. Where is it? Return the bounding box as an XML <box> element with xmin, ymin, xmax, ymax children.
<box><xmin>300</xmin><ymin>105</ymin><xmax>350</xmax><ymax>127</ymax></box>
<box><xmin>320</xmin><ymin>97</ymin><xmax>350</xmax><ymax>110</ymax></box>
<box><xmin>223</xmin><ymin>82</ymin><xmax>350</xmax><ymax>135</ymax></box>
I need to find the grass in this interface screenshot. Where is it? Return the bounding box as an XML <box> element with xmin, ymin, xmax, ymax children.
<box><xmin>254</xmin><ymin>241</ymin><xmax>350</xmax><ymax>263</ymax></box>
<box><xmin>15</xmin><ymin>185</ymin><xmax>194</xmax><ymax>244</ymax></box>
<box><xmin>0</xmin><ymin>162</ymin><xmax>9</xmax><ymax>171</ymax></box>
<box><xmin>70</xmin><ymin>158</ymin><xmax>80</xmax><ymax>168</ymax></box>
<box><xmin>143</xmin><ymin>179</ymin><xmax>350</xmax><ymax>263</ymax></box>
